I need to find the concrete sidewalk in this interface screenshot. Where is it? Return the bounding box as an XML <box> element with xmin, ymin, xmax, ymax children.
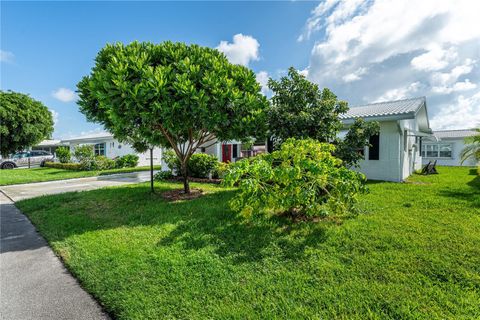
<box><xmin>1</xmin><ymin>170</ymin><xmax>155</xmax><ymax>201</ymax></box>
<box><xmin>0</xmin><ymin>192</ymin><xmax>109</xmax><ymax>319</ymax></box>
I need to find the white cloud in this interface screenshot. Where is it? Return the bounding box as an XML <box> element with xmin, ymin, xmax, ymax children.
<box><xmin>52</xmin><ymin>88</ymin><xmax>77</xmax><ymax>103</ymax></box>
<box><xmin>0</xmin><ymin>50</ymin><xmax>14</xmax><ymax>63</ymax></box>
<box><xmin>375</xmin><ymin>82</ymin><xmax>421</xmax><ymax>102</ymax></box>
<box><xmin>411</xmin><ymin>46</ymin><xmax>458</xmax><ymax>71</ymax></box>
<box><xmin>432</xmin><ymin>79</ymin><xmax>477</xmax><ymax>94</ymax></box>
<box><xmin>216</xmin><ymin>34</ymin><xmax>260</xmax><ymax>66</ymax></box>
<box><xmin>342</xmin><ymin>67</ymin><xmax>368</xmax><ymax>82</ymax></box>
<box><xmin>299</xmin><ymin>0</ymin><xmax>480</xmax><ymax>129</ymax></box>
<box><xmin>256</xmin><ymin>71</ymin><xmax>271</xmax><ymax>95</ymax></box>
<box><xmin>50</xmin><ymin>109</ymin><xmax>59</xmax><ymax>126</ymax></box>
<box><xmin>430</xmin><ymin>91</ymin><xmax>480</xmax><ymax>129</ymax></box>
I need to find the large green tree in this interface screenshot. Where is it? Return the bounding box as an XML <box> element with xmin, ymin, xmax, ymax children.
<box><xmin>0</xmin><ymin>90</ymin><xmax>54</xmax><ymax>157</ymax></box>
<box><xmin>77</xmin><ymin>41</ymin><xmax>268</xmax><ymax>193</ymax></box>
<box><xmin>267</xmin><ymin>67</ymin><xmax>379</xmax><ymax>167</ymax></box>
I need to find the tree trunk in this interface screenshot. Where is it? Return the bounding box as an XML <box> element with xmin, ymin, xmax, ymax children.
<box><xmin>181</xmin><ymin>162</ymin><xmax>190</xmax><ymax>194</ymax></box>
<box><xmin>149</xmin><ymin>148</ymin><xmax>154</xmax><ymax>193</ymax></box>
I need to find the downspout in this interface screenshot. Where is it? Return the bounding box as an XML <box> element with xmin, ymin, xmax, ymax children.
<box><xmin>397</xmin><ymin>121</ymin><xmax>403</xmax><ymax>182</ymax></box>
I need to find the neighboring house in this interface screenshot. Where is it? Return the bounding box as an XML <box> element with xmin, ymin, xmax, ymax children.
<box><xmin>422</xmin><ymin>129</ymin><xmax>479</xmax><ymax>166</ymax></box>
<box><xmin>31</xmin><ymin>139</ymin><xmax>67</xmax><ymax>155</ymax></box>
<box><xmin>339</xmin><ymin>97</ymin><xmax>433</xmax><ymax>182</ymax></box>
<box><xmin>60</xmin><ymin>133</ymin><xmax>163</xmax><ymax>167</ymax></box>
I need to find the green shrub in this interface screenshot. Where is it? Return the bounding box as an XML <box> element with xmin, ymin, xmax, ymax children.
<box><xmin>188</xmin><ymin>153</ymin><xmax>218</xmax><ymax>178</ymax></box>
<box><xmin>154</xmin><ymin>170</ymin><xmax>174</xmax><ymax>181</ymax></box>
<box><xmin>44</xmin><ymin>162</ymin><xmax>82</xmax><ymax>170</ymax></box>
<box><xmin>56</xmin><ymin>146</ymin><xmax>71</xmax><ymax>163</ymax></box>
<box><xmin>223</xmin><ymin>138</ymin><xmax>367</xmax><ymax>219</ymax></box>
<box><xmin>94</xmin><ymin>155</ymin><xmax>115</xmax><ymax>170</ymax></box>
<box><xmin>115</xmin><ymin>154</ymin><xmax>139</xmax><ymax>168</ymax></box>
<box><xmin>73</xmin><ymin>145</ymin><xmax>96</xmax><ymax>170</ymax></box>
<box><xmin>162</xmin><ymin>149</ymin><xmax>180</xmax><ymax>173</ymax></box>
<box><xmin>212</xmin><ymin>161</ymin><xmax>230</xmax><ymax>179</ymax></box>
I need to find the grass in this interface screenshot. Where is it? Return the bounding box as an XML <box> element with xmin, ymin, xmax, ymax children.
<box><xmin>0</xmin><ymin>165</ymin><xmax>161</xmax><ymax>186</ymax></box>
<box><xmin>16</xmin><ymin>166</ymin><xmax>480</xmax><ymax>319</ymax></box>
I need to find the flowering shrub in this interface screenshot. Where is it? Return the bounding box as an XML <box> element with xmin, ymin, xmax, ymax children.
<box><xmin>223</xmin><ymin>138</ymin><xmax>367</xmax><ymax>219</ymax></box>
<box><xmin>115</xmin><ymin>154</ymin><xmax>139</xmax><ymax>168</ymax></box>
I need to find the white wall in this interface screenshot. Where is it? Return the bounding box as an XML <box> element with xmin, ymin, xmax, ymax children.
<box><xmin>422</xmin><ymin>138</ymin><xmax>476</xmax><ymax>166</ymax></box>
<box><xmin>67</xmin><ymin>138</ymin><xmax>163</xmax><ymax>167</ymax></box>
<box><xmin>353</xmin><ymin>121</ymin><xmax>402</xmax><ymax>182</ymax></box>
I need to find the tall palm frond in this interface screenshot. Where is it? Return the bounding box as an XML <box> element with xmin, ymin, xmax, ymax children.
<box><xmin>460</xmin><ymin>128</ymin><xmax>480</xmax><ymax>164</ymax></box>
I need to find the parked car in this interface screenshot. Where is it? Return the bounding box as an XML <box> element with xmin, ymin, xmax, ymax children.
<box><xmin>0</xmin><ymin>150</ymin><xmax>55</xmax><ymax>169</ymax></box>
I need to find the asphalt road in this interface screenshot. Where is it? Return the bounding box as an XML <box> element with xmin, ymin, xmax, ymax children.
<box><xmin>0</xmin><ymin>192</ymin><xmax>110</xmax><ymax>320</ymax></box>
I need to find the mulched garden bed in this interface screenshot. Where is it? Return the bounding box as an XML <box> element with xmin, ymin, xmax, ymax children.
<box><xmin>166</xmin><ymin>176</ymin><xmax>222</xmax><ymax>184</ymax></box>
<box><xmin>161</xmin><ymin>188</ymin><xmax>204</xmax><ymax>201</ymax></box>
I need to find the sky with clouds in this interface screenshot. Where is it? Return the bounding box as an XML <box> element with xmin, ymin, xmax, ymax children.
<box><xmin>1</xmin><ymin>1</ymin><xmax>479</xmax><ymax>139</ymax></box>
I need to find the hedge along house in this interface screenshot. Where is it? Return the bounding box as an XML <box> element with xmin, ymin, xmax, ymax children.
<box><xmin>339</xmin><ymin>97</ymin><xmax>434</xmax><ymax>182</ymax></box>
<box><xmin>60</xmin><ymin>132</ymin><xmax>163</xmax><ymax>167</ymax></box>
<box><xmin>422</xmin><ymin>129</ymin><xmax>479</xmax><ymax>166</ymax></box>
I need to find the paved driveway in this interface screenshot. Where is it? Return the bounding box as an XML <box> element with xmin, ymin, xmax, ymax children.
<box><xmin>1</xmin><ymin>171</ymin><xmax>155</xmax><ymax>201</ymax></box>
<box><xmin>0</xmin><ymin>193</ymin><xmax>110</xmax><ymax>320</ymax></box>
<box><xmin>0</xmin><ymin>171</ymin><xmax>155</xmax><ymax>319</ymax></box>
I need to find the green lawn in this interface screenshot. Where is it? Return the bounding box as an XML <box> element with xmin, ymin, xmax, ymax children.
<box><xmin>0</xmin><ymin>165</ymin><xmax>161</xmax><ymax>186</ymax></box>
<box><xmin>16</xmin><ymin>167</ymin><xmax>480</xmax><ymax>319</ymax></box>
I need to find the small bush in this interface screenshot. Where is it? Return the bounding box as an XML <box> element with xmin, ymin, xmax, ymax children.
<box><xmin>188</xmin><ymin>153</ymin><xmax>218</xmax><ymax>178</ymax></box>
<box><xmin>154</xmin><ymin>170</ymin><xmax>174</xmax><ymax>181</ymax></box>
<box><xmin>212</xmin><ymin>161</ymin><xmax>230</xmax><ymax>179</ymax></box>
<box><xmin>223</xmin><ymin>138</ymin><xmax>367</xmax><ymax>219</ymax></box>
<box><xmin>73</xmin><ymin>145</ymin><xmax>96</xmax><ymax>170</ymax></box>
<box><xmin>162</xmin><ymin>150</ymin><xmax>180</xmax><ymax>173</ymax></box>
<box><xmin>56</xmin><ymin>146</ymin><xmax>71</xmax><ymax>163</ymax></box>
<box><xmin>44</xmin><ymin>162</ymin><xmax>82</xmax><ymax>170</ymax></box>
<box><xmin>94</xmin><ymin>155</ymin><xmax>115</xmax><ymax>170</ymax></box>
<box><xmin>115</xmin><ymin>154</ymin><xmax>139</xmax><ymax>168</ymax></box>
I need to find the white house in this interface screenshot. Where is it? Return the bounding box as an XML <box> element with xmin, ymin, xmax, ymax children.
<box><xmin>60</xmin><ymin>132</ymin><xmax>163</xmax><ymax>167</ymax></box>
<box><xmin>340</xmin><ymin>97</ymin><xmax>433</xmax><ymax>182</ymax></box>
<box><xmin>422</xmin><ymin>129</ymin><xmax>478</xmax><ymax>166</ymax></box>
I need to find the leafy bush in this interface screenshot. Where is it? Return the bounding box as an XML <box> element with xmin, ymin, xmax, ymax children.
<box><xmin>94</xmin><ymin>156</ymin><xmax>115</xmax><ymax>170</ymax></box>
<box><xmin>56</xmin><ymin>146</ymin><xmax>71</xmax><ymax>163</ymax></box>
<box><xmin>212</xmin><ymin>161</ymin><xmax>230</xmax><ymax>179</ymax></box>
<box><xmin>223</xmin><ymin>138</ymin><xmax>367</xmax><ymax>219</ymax></box>
<box><xmin>154</xmin><ymin>170</ymin><xmax>174</xmax><ymax>181</ymax></box>
<box><xmin>73</xmin><ymin>145</ymin><xmax>96</xmax><ymax>170</ymax></box>
<box><xmin>162</xmin><ymin>149</ymin><xmax>180</xmax><ymax>173</ymax></box>
<box><xmin>115</xmin><ymin>154</ymin><xmax>139</xmax><ymax>168</ymax></box>
<box><xmin>188</xmin><ymin>153</ymin><xmax>218</xmax><ymax>178</ymax></box>
<box><xmin>44</xmin><ymin>162</ymin><xmax>82</xmax><ymax>170</ymax></box>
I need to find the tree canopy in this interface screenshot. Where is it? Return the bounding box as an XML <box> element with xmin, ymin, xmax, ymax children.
<box><xmin>0</xmin><ymin>90</ymin><xmax>54</xmax><ymax>157</ymax></box>
<box><xmin>267</xmin><ymin>67</ymin><xmax>379</xmax><ymax>167</ymax></box>
<box><xmin>77</xmin><ymin>41</ymin><xmax>268</xmax><ymax>192</ymax></box>
<box><xmin>268</xmin><ymin>67</ymin><xmax>348</xmax><ymax>144</ymax></box>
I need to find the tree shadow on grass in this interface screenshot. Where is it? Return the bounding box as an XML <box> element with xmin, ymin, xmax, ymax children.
<box><xmin>17</xmin><ymin>183</ymin><xmax>331</xmax><ymax>263</ymax></box>
<box><xmin>438</xmin><ymin>173</ymin><xmax>480</xmax><ymax>210</ymax></box>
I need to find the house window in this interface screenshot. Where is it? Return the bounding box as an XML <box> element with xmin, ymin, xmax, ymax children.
<box><xmin>232</xmin><ymin>144</ymin><xmax>238</xmax><ymax>158</ymax></box>
<box><xmin>94</xmin><ymin>143</ymin><xmax>106</xmax><ymax>156</ymax></box>
<box><xmin>404</xmin><ymin>130</ymin><xmax>408</xmax><ymax>151</ymax></box>
<box><xmin>421</xmin><ymin>143</ymin><xmax>452</xmax><ymax>158</ymax></box>
<box><xmin>201</xmin><ymin>147</ymin><xmax>206</xmax><ymax>153</ymax></box>
<box><xmin>368</xmin><ymin>134</ymin><xmax>380</xmax><ymax>160</ymax></box>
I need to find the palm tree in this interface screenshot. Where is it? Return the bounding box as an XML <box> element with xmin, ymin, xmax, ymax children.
<box><xmin>460</xmin><ymin>128</ymin><xmax>480</xmax><ymax>164</ymax></box>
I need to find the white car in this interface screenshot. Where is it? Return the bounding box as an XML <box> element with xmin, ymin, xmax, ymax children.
<box><xmin>0</xmin><ymin>151</ymin><xmax>55</xmax><ymax>169</ymax></box>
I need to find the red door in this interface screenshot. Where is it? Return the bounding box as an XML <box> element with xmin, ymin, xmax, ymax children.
<box><xmin>222</xmin><ymin>144</ymin><xmax>232</xmax><ymax>163</ymax></box>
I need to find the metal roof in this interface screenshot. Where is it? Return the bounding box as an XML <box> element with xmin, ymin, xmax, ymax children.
<box><xmin>61</xmin><ymin>132</ymin><xmax>113</xmax><ymax>142</ymax></box>
<box><xmin>340</xmin><ymin>97</ymin><xmax>426</xmax><ymax>120</ymax></box>
<box><xmin>433</xmin><ymin>129</ymin><xmax>478</xmax><ymax>139</ymax></box>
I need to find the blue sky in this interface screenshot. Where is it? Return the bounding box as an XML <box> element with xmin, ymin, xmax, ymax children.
<box><xmin>1</xmin><ymin>1</ymin><xmax>479</xmax><ymax>139</ymax></box>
